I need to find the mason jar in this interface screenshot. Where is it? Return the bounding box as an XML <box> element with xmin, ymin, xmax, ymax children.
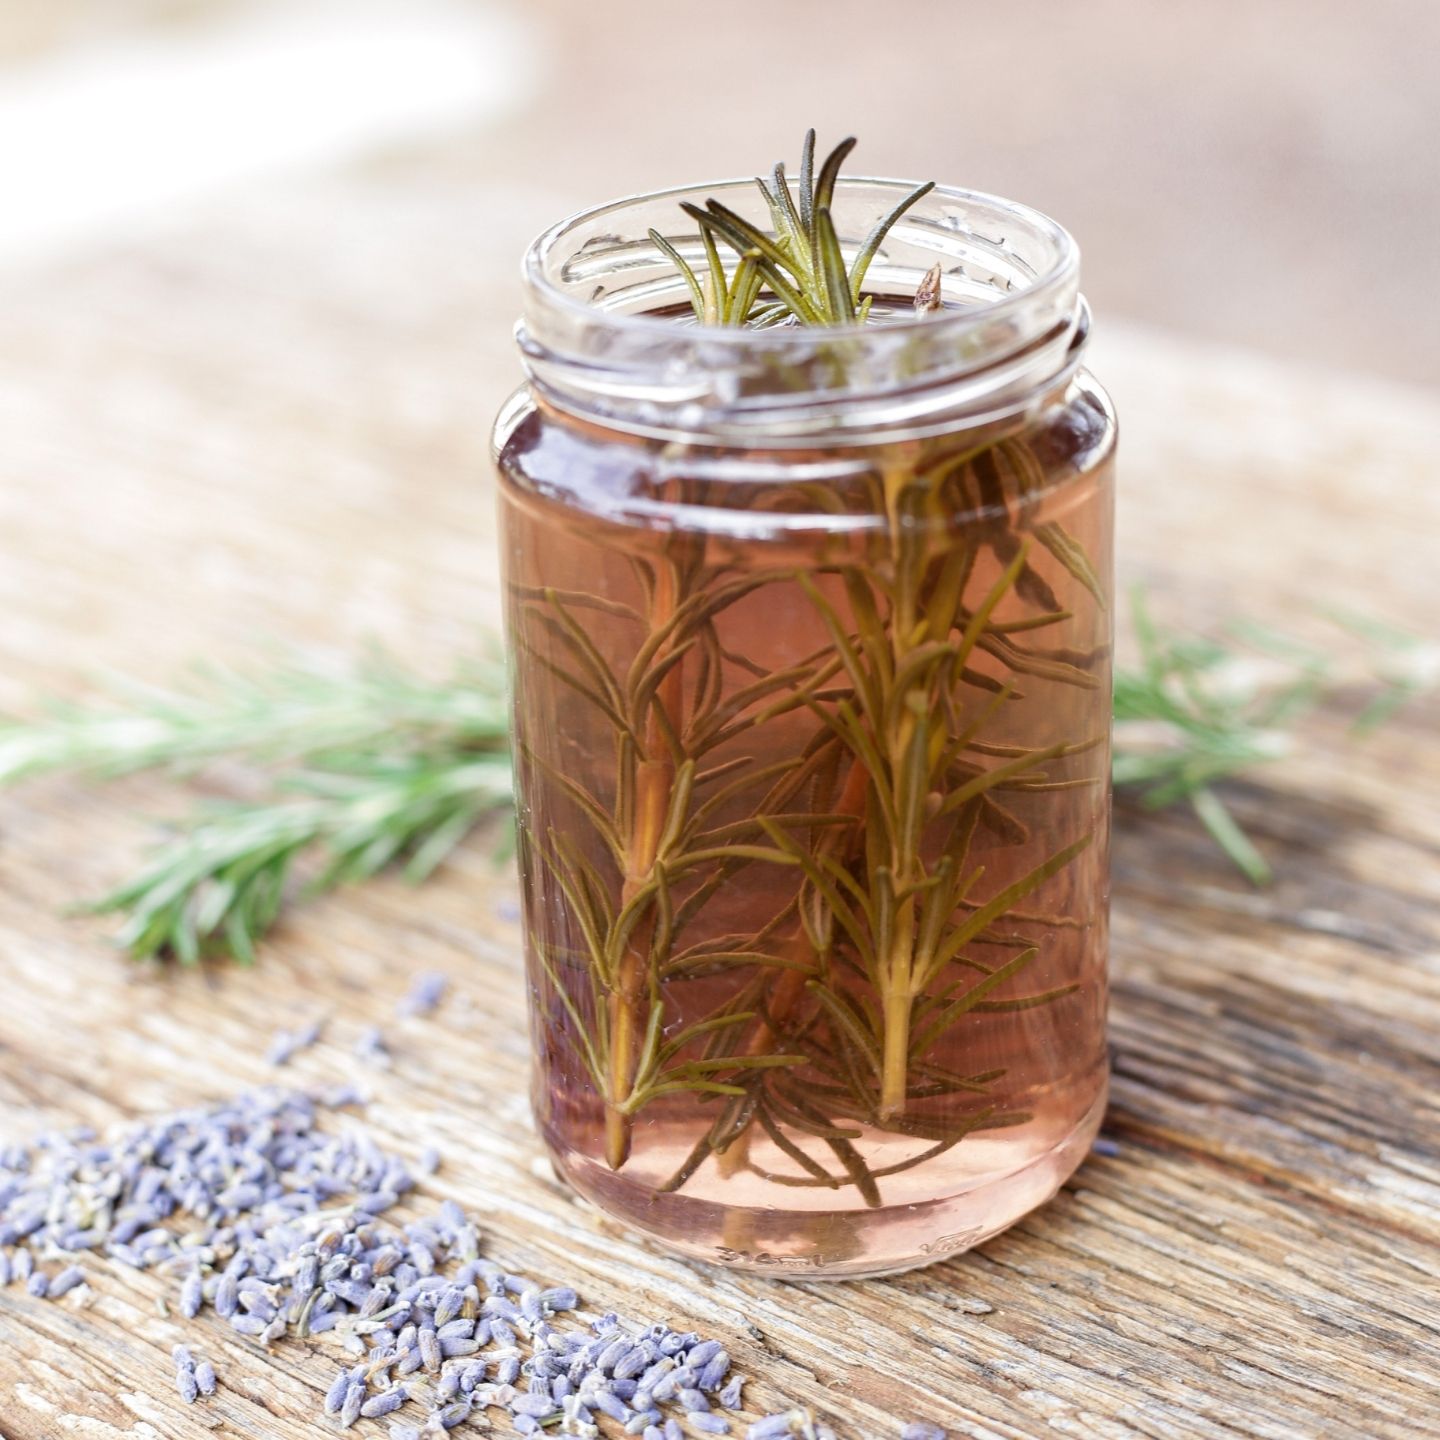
<box><xmin>494</xmin><ymin>178</ymin><xmax>1115</xmax><ymax>1278</ymax></box>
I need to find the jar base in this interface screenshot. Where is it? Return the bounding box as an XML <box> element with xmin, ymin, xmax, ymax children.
<box><xmin>549</xmin><ymin>1081</ymin><xmax>1107</xmax><ymax>1280</ymax></box>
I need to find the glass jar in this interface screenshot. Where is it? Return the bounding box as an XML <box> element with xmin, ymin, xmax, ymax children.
<box><xmin>494</xmin><ymin>178</ymin><xmax>1115</xmax><ymax>1278</ymax></box>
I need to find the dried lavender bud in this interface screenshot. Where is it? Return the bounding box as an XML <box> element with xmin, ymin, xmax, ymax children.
<box><xmin>590</xmin><ymin>1389</ymin><xmax>630</xmax><ymax>1423</ymax></box>
<box><xmin>627</xmin><ymin>1410</ymin><xmax>662</xmax><ymax>1434</ymax></box>
<box><xmin>339</xmin><ymin>1379</ymin><xmax>366</xmax><ymax>1427</ymax></box>
<box><xmin>690</xmin><ymin>1417</ymin><xmax>730</xmax><ymax>1436</ymax></box>
<box><xmin>175</xmin><ymin>1368</ymin><xmax>199</xmax><ymax>1404</ymax></box>
<box><xmin>194</xmin><ymin>1360</ymin><xmax>217</xmax><ymax>1396</ymax></box>
<box><xmin>718</xmin><ymin>1376</ymin><xmax>744</xmax><ymax>1410</ymax></box>
<box><xmin>417</xmin><ymin>1146</ymin><xmax>441</xmax><ymax>1175</ymax></box>
<box><xmin>698</xmin><ymin>1351</ymin><xmax>731</xmax><ymax>1391</ymax></box>
<box><xmin>25</xmin><ymin>1272</ymin><xmax>49</xmax><ymax>1299</ymax></box>
<box><xmin>354</xmin><ymin>1026</ymin><xmax>391</xmax><ymax>1067</ymax></box>
<box><xmin>397</xmin><ymin>971</ymin><xmax>447</xmax><ymax>1018</ymax></box>
<box><xmin>680</xmin><ymin>1388</ymin><xmax>710</xmax><ymax>1412</ymax></box>
<box><xmin>747</xmin><ymin>1420</ymin><xmax>796</xmax><ymax>1440</ymax></box>
<box><xmin>214</xmin><ymin>1270</ymin><xmax>240</xmax><ymax>1318</ymax></box>
<box><xmin>433</xmin><ymin>1397</ymin><xmax>472</xmax><ymax>1429</ymax></box>
<box><xmin>900</xmin><ymin>1425</ymin><xmax>947</xmax><ymax>1440</ymax></box>
<box><xmin>614</xmin><ymin>1347</ymin><xmax>650</xmax><ymax>1380</ymax></box>
<box><xmin>49</xmin><ymin>1265</ymin><xmax>86</xmax><ymax>1299</ymax></box>
<box><xmin>360</xmin><ymin>1388</ymin><xmax>408</xmax><ymax>1419</ymax></box>
<box><xmin>388</xmin><ymin>1426</ymin><xmax>421</xmax><ymax>1440</ymax></box>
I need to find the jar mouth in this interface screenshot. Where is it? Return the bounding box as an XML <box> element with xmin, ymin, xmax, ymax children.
<box><xmin>517</xmin><ymin>177</ymin><xmax>1086</xmax><ymax>445</ymax></box>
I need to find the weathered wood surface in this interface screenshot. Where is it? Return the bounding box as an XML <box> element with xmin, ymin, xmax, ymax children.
<box><xmin>0</xmin><ymin>159</ymin><xmax>1437</xmax><ymax>1440</ymax></box>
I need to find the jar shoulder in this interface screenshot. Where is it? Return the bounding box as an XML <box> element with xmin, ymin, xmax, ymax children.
<box><xmin>495</xmin><ymin>375</ymin><xmax>1115</xmax><ymax>532</ymax></box>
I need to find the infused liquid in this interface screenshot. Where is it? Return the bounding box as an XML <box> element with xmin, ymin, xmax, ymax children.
<box><xmin>497</xmin><ymin>379</ymin><xmax>1113</xmax><ymax>1277</ymax></box>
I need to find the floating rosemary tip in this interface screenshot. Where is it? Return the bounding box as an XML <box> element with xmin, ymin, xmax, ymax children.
<box><xmin>648</xmin><ymin>129</ymin><xmax>938</xmax><ymax>329</ymax></box>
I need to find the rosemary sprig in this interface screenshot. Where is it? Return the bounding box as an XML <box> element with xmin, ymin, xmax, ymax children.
<box><xmin>648</xmin><ymin>130</ymin><xmax>935</xmax><ymax>328</ymax></box>
<box><xmin>0</xmin><ymin>654</ymin><xmax>509</xmax><ymax>781</ymax></box>
<box><xmin>94</xmin><ymin>753</ymin><xmax>512</xmax><ymax>964</ymax></box>
<box><xmin>0</xmin><ymin>656</ymin><xmax>512</xmax><ymax>963</ymax></box>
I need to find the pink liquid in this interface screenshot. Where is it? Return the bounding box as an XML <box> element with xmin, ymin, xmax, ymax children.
<box><xmin>498</xmin><ymin>383</ymin><xmax>1114</xmax><ymax>1276</ymax></box>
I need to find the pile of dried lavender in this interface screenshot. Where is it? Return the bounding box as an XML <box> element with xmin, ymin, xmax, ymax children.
<box><xmin>0</xmin><ymin>1086</ymin><xmax>944</xmax><ymax>1440</ymax></box>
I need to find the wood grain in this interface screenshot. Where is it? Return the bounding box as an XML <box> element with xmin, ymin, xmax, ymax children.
<box><xmin>0</xmin><ymin>157</ymin><xmax>1436</xmax><ymax>1440</ymax></box>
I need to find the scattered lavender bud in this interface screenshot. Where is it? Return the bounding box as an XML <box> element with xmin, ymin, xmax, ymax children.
<box><xmin>698</xmin><ymin>1352</ymin><xmax>730</xmax><ymax>1391</ymax></box>
<box><xmin>175</xmin><ymin>1367</ymin><xmax>199</xmax><ymax>1404</ymax></box>
<box><xmin>591</xmin><ymin>1389</ymin><xmax>630</xmax><ymax>1423</ymax></box>
<box><xmin>49</xmin><ymin>1265</ymin><xmax>86</xmax><ymax>1299</ymax></box>
<box><xmin>194</xmin><ymin>1360</ymin><xmax>217</xmax><ymax>1396</ymax></box>
<box><xmin>900</xmin><ymin>1425</ymin><xmax>947</xmax><ymax>1440</ymax></box>
<box><xmin>718</xmin><ymin>1377</ymin><xmax>744</xmax><ymax>1410</ymax></box>
<box><xmin>690</xmin><ymin>1416</ymin><xmax>730</xmax><ymax>1436</ymax></box>
<box><xmin>339</xmin><ymin>1379</ymin><xmax>366</xmax><ymax>1427</ymax></box>
<box><xmin>361</xmin><ymin>1389</ymin><xmax>408</xmax><ymax>1418</ymax></box>
<box><xmin>25</xmin><ymin>1272</ymin><xmax>49</xmax><ymax>1299</ymax></box>
<box><xmin>214</xmin><ymin>1271</ymin><xmax>240</xmax><ymax>1319</ymax></box>
<box><xmin>417</xmin><ymin>1146</ymin><xmax>441</xmax><ymax>1175</ymax></box>
<box><xmin>397</xmin><ymin>971</ymin><xmax>447</xmax><ymax>1018</ymax></box>
<box><xmin>355</xmin><ymin>1026</ymin><xmax>391</xmax><ymax>1067</ymax></box>
<box><xmin>747</xmin><ymin>1419</ymin><xmax>796</xmax><ymax>1440</ymax></box>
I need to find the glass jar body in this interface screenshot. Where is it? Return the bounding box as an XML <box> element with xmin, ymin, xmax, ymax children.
<box><xmin>495</xmin><ymin>376</ymin><xmax>1115</xmax><ymax>1278</ymax></box>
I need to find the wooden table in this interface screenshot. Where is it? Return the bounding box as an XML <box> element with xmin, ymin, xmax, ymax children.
<box><xmin>0</xmin><ymin>157</ymin><xmax>1437</xmax><ymax>1440</ymax></box>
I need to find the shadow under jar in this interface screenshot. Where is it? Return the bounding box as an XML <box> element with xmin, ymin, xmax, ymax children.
<box><xmin>494</xmin><ymin>178</ymin><xmax>1116</xmax><ymax>1278</ymax></box>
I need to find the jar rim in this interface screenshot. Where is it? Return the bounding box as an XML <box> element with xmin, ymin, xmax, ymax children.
<box><xmin>523</xmin><ymin>176</ymin><xmax>1079</xmax><ymax>345</ymax></box>
<box><xmin>516</xmin><ymin>177</ymin><xmax>1087</xmax><ymax>444</ymax></box>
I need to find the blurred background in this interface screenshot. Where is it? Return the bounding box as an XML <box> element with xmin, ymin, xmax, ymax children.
<box><xmin>1</xmin><ymin>0</ymin><xmax>1436</xmax><ymax>695</ymax></box>
<box><xmin>3</xmin><ymin>0</ymin><xmax>1436</xmax><ymax>381</ymax></box>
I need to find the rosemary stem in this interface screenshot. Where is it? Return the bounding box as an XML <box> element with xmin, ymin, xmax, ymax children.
<box><xmin>605</xmin><ymin>560</ymin><xmax>684</xmax><ymax>1170</ymax></box>
<box><xmin>878</xmin><ymin>884</ymin><xmax>921</xmax><ymax>1117</ymax></box>
<box><xmin>879</xmin><ymin>980</ymin><xmax>914</xmax><ymax>1119</ymax></box>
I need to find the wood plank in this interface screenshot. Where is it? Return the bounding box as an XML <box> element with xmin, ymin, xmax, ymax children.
<box><xmin>0</xmin><ymin>159</ymin><xmax>1436</xmax><ymax>1439</ymax></box>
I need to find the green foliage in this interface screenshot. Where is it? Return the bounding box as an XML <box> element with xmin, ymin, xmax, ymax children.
<box><xmin>1112</xmin><ymin>589</ymin><xmax>1430</xmax><ymax>882</ymax></box>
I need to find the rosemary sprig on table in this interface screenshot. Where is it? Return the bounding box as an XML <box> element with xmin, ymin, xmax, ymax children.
<box><xmin>0</xmin><ymin>656</ymin><xmax>512</xmax><ymax>962</ymax></box>
<box><xmin>0</xmin><ymin>605</ymin><xmax>1425</xmax><ymax>962</ymax></box>
<box><xmin>648</xmin><ymin>129</ymin><xmax>935</xmax><ymax>328</ymax></box>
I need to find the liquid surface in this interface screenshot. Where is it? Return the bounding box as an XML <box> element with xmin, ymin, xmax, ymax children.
<box><xmin>498</xmin><ymin>383</ymin><xmax>1114</xmax><ymax>1275</ymax></box>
